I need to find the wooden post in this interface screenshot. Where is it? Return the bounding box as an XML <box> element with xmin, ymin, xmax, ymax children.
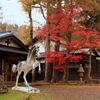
<box><xmin>2</xmin><ymin>60</ymin><xmax>4</xmax><ymax>78</ymax></box>
<box><xmin>10</xmin><ymin>64</ymin><xmax>12</xmax><ymax>81</ymax></box>
<box><xmin>32</xmin><ymin>72</ymin><xmax>36</xmax><ymax>82</ymax></box>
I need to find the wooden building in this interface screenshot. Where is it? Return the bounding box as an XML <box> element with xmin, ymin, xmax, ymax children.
<box><xmin>0</xmin><ymin>31</ymin><xmax>28</xmax><ymax>82</ymax></box>
<box><xmin>35</xmin><ymin>48</ymin><xmax>100</xmax><ymax>82</ymax></box>
<box><xmin>33</xmin><ymin>37</ymin><xmax>100</xmax><ymax>81</ymax></box>
<box><xmin>68</xmin><ymin>49</ymin><xmax>100</xmax><ymax>81</ymax></box>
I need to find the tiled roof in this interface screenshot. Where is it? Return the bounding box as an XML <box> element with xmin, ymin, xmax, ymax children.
<box><xmin>0</xmin><ymin>31</ymin><xmax>13</xmax><ymax>39</ymax></box>
<box><xmin>0</xmin><ymin>31</ymin><xmax>28</xmax><ymax>51</ymax></box>
<box><xmin>0</xmin><ymin>31</ymin><xmax>28</xmax><ymax>55</ymax></box>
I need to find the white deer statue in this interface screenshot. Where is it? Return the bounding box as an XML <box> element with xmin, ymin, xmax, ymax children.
<box><xmin>12</xmin><ymin>45</ymin><xmax>41</xmax><ymax>88</ymax></box>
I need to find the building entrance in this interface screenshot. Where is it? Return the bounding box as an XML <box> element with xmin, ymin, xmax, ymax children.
<box><xmin>4</xmin><ymin>63</ymin><xmax>16</xmax><ymax>82</ymax></box>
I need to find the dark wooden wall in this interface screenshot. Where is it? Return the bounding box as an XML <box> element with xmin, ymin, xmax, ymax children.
<box><xmin>0</xmin><ymin>61</ymin><xmax>2</xmax><ymax>75</ymax></box>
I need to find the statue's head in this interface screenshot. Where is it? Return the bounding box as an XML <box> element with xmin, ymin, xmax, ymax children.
<box><xmin>28</xmin><ymin>43</ymin><xmax>40</xmax><ymax>60</ymax></box>
<box><xmin>31</xmin><ymin>45</ymin><xmax>39</xmax><ymax>57</ymax></box>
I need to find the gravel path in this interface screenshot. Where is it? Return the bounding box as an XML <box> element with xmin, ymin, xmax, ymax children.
<box><xmin>32</xmin><ymin>85</ymin><xmax>100</xmax><ymax>100</ymax></box>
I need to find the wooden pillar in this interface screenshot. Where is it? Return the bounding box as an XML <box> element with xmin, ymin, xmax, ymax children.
<box><xmin>10</xmin><ymin>64</ymin><xmax>12</xmax><ymax>81</ymax></box>
<box><xmin>2</xmin><ymin>60</ymin><xmax>4</xmax><ymax>77</ymax></box>
<box><xmin>32</xmin><ymin>58</ymin><xmax>41</xmax><ymax>82</ymax></box>
<box><xmin>32</xmin><ymin>72</ymin><xmax>36</xmax><ymax>82</ymax></box>
<box><xmin>0</xmin><ymin>61</ymin><xmax>2</xmax><ymax>75</ymax></box>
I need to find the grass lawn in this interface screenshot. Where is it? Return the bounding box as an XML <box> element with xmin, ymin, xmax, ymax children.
<box><xmin>0</xmin><ymin>88</ymin><xmax>53</xmax><ymax>100</ymax></box>
<box><xmin>0</xmin><ymin>88</ymin><xmax>32</xmax><ymax>100</ymax></box>
<box><xmin>1</xmin><ymin>83</ymin><xmax>99</xmax><ymax>100</ymax></box>
<box><xmin>5</xmin><ymin>83</ymin><xmax>26</xmax><ymax>87</ymax></box>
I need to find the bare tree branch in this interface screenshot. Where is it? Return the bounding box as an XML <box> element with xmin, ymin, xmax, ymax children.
<box><xmin>32</xmin><ymin>4</ymin><xmax>47</xmax><ymax>20</ymax></box>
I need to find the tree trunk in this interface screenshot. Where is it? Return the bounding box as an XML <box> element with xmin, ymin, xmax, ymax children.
<box><xmin>51</xmin><ymin>40</ymin><xmax>60</xmax><ymax>83</ymax></box>
<box><xmin>51</xmin><ymin>0</ymin><xmax>62</xmax><ymax>83</ymax></box>
<box><xmin>62</xmin><ymin>60</ymin><xmax>69</xmax><ymax>83</ymax></box>
<box><xmin>87</xmin><ymin>48</ymin><xmax>92</xmax><ymax>80</ymax></box>
<box><xmin>44</xmin><ymin>0</ymin><xmax>52</xmax><ymax>82</ymax></box>
<box><xmin>29</xmin><ymin>8</ymin><xmax>33</xmax><ymax>41</ymax></box>
<box><xmin>51</xmin><ymin>61</ymin><xmax>59</xmax><ymax>83</ymax></box>
<box><xmin>28</xmin><ymin>7</ymin><xmax>35</xmax><ymax>82</ymax></box>
<box><xmin>44</xmin><ymin>60</ymin><xmax>51</xmax><ymax>82</ymax></box>
<box><xmin>62</xmin><ymin>0</ymin><xmax>73</xmax><ymax>83</ymax></box>
<box><xmin>44</xmin><ymin>36</ymin><xmax>51</xmax><ymax>82</ymax></box>
<box><xmin>51</xmin><ymin>69</ymin><xmax>59</xmax><ymax>83</ymax></box>
<box><xmin>28</xmin><ymin>7</ymin><xmax>34</xmax><ymax>47</ymax></box>
<box><xmin>62</xmin><ymin>29</ymin><xmax>71</xmax><ymax>82</ymax></box>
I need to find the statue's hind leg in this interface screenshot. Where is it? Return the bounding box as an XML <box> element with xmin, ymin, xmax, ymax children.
<box><xmin>23</xmin><ymin>71</ymin><xmax>30</xmax><ymax>87</ymax></box>
<box><xmin>15</xmin><ymin>71</ymin><xmax>21</xmax><ymax>87</ymax></box>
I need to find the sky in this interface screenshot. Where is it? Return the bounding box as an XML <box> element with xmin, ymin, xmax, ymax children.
<box><xmin>0</xmin><ymin>0</ymin><xmax>45</xmax><ymax>26</ymax></box>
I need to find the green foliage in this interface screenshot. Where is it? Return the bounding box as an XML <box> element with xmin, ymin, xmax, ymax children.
<box><xmin>71</xmin><ymin>0</ymin><xmax>100</xmax><ymax>32</ymax></box>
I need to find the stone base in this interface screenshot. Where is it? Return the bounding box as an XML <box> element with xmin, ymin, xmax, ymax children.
<box><xmin>12</xmin><ymin>86</ymin><xmax>40</xmax><ymax>93</ymax></box>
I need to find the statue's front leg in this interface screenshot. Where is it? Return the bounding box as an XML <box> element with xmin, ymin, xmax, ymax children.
<box><xmin>38</xmin><ymin>62</ymin><xmax>41</xmax><ymax>74</ymax></box>
<box><xmin>15</xmin><ymin>76</ymin><xmax>18</xmax><ymax>87</ymax></box>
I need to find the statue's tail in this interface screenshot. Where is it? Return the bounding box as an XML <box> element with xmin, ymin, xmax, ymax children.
<box><xmin>12</xmin><ymin>64</ymin><xmax>17</xmax><ymax>73</ymax></box>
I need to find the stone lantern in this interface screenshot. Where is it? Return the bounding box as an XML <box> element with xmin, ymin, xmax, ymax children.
<box><xmin>77</xmin><ymin>64</ymin><xmax>84</xmax><ymax>82</ymax></box>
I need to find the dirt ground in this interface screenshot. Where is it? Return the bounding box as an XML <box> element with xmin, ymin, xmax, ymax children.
<box><xmin>31</xmin><ymin>84</ymin><xmax>100</xmax><ymax>100</ymax></box>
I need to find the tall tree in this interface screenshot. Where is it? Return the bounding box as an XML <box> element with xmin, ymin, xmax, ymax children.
<box><xmin>44</xmin><ymin>0</ymin><xmax>52</xmax><ymax>82</ymax></box>
<box><xmin>19</xmin><ymin>0</ymin><xmax>34</xmax><ymax>46</ymax></box>
<box><xmin>33</xmin><ymin>0</ymin><xmax>58</xmax><ymax>82</ymax></box>
<box><xmin>37</xmin><ymin>3</ymin><xmax>85</xmax><ymax>83</ymax></box>
<box><xmin>51</xmin><ymin>0</ymin><xmax>62</xmax><ymax>83</ymax></box>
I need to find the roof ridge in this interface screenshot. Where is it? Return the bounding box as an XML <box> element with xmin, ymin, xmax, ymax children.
<box><xmin>0</xmin><ymin>31</ymin><xmax>11</xmax><ymax>34</ymax></box>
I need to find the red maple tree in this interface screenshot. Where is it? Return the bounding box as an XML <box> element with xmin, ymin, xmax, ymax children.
<box><xmin>74</xmin><ymin>27</ymin><xmax>100</xmax><ymax>80</ymax></box>
<box><xmin>37</xmin><ymin>3</ymin><xmax>100</xmax><ymax>82</ymax></box>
